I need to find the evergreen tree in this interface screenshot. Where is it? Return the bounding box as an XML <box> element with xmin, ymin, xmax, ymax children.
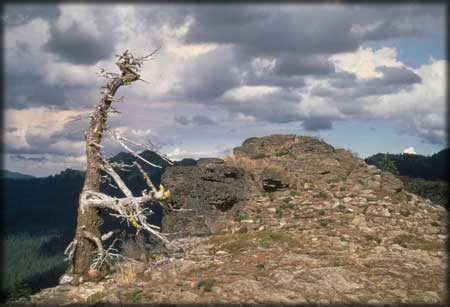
<box><xmin>379</xmin><ymin>154</ymin><xmax>399</xmax><ymax>175</ymax></box>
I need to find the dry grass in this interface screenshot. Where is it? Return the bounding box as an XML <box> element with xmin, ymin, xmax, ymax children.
<box><xmin>224</xmin><ymin>155</ymin><xmax>285</xmax><ymax>173</ymax></box>
<box><xmin>206</xmin><ymin>231</ymin><xmax>299</xmax><ymax>254</ymax></box>
<box><xmin>115</xmin><ymin>261</ymin><xmax>141</xmax><ymax>285</ymax></box>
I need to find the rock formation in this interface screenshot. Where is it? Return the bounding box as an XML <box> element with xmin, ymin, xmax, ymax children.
<box><xmin>23</xmin><ymin>135</ymin><xmax>447</xmax><ymax>305</ymax></box>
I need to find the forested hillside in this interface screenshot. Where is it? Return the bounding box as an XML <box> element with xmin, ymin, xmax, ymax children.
<box><xmin>365</xmin><ymin>148</ymin><xmax>448</xmax><ymax>208</ymax></box>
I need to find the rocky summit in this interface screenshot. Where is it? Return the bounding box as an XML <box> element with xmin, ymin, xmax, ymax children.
<box><xmin>25</xmin><ymin>135</ymin><xmax>447</xmax><ymax>305</ymax></box>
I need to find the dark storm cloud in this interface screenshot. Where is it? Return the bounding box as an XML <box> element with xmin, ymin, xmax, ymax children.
<box><xmin>174</xmin><ymin>115</ymin><xmax>215</xmax><ymax>126</ymax></box>
<box><xmin>168</xmin><ymin>47</ymin><xmax>241</xmax><ymax>102</ymax></box>
<box><xmin>358</xmin><ymin>20</ymin><xmax>423</xmax><ymax>41</ymax></box>
<box><xmin>301</xmin><ymin>118</ymin><xmax>333</xmax><ymax>131</ymax></box>
<box><xmin>11</xmin><ymin>154</ymin><xmax>48</xmax><ymax>162</ymax></box>
<box><xmin>246</xmin><ymin>72</ymin><xmax>306</xmax><ymax>89</ymax></box>
<box><xmin>182</xmin><ymin>5</ymin><xmax>439</xmax><ymax>62</ymax></box>
<box><xmin>174</xmin><ymin>115</ymin><xmax>190</xmax><ymax>125</ymax></box>
<box><xmin>25</xmin><ymin>130</ymin><xmax>54</xmax><ymax>150</ymax></box>
<box><xmin>273</xmin><ymin>55</ymin><xmax>336</xmax><ymax>77</ymax></box>
<box><xmin>221</xmin><ymin>89</ymin><xmax>303</xmax><ymax>124</ymax></box>
<box><xmin>370</xmin><ymin>66</ymin><xmax>422</xmax><ymax>86</ymax></box>
<box><xmin>192</xmin><ymin>115</ymin><xmax>216</xmax><ymax>126</ymax></box>
<box><xmin>184</xmin><ymin>5</ymin><xmax>359</xmax><ymax>57</ymax></box>
<box><xmin>312</xmin><ymin>65</ymin><xmax>421</xmax><ymax>101</ymax></box>
<box><xmin>4</xmin><ymin>73</ymin><xmax>67</xmax><ymax>109</ymax></box>
<box><xmin>43</xmin><ymin>21</ymin><xmax>115</xmax><ymax>65</ymax></box>
<box><xmin>3</xmin><ymin>4</ymin><xmax>60</xmax><ymax>27</ymax></box>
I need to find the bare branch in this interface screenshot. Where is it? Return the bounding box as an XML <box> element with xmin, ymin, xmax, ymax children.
<box><xmin>112</xmin><ymin>129</ymin><xmax>173</xmax><ymax>166</ymax></box>
<box><xmin>111</xmin><ymin>130</ymin><xmax>165</xmax><ymax>168</ymax></box>
<box><xmin>133</xmin><ymin>161</ymin><xmax>157</xmax><ymax>194</ymax></box>
<box><xmin>101</xmin><ymin>160</ymin><xmax>133</xmax><ymax>198</ymax></box>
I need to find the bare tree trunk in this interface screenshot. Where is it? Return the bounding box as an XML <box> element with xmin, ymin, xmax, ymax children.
<box><xmin>61</xmin><ymin>49</ymin><xmax>174</xmax><ymax>285</ymax></box>
<box><xmin>68</xmin><ymin>78</ymin><xmax>124</xmax><ymax>281</ymax></box>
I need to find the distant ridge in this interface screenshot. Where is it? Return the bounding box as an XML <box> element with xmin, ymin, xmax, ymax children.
<box><xmin>1</xmin><ymin>170</ymin><xmax>35</xmax><ymax>180</ymax></box>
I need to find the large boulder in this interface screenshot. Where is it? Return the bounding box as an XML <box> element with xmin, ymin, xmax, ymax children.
<box><xmin>161</xmin><ymin>158</ymin><xmax>248</xmax><ymax>237</ymax></box>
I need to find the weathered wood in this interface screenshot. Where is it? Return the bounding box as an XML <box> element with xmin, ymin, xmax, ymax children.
<box><xmin>67</xmin><ymin>50</ymin><xmax>159</xmax><ymax>283</ymax></box>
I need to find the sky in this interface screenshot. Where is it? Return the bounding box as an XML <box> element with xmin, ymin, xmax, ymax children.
<box><xmin>2</xmin><ymin>3</ymin><xmax>448</xmax><ymax>177</ymax></box>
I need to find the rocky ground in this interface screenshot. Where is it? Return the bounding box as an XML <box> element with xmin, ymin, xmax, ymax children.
<box><xmin>18</xmin><ymin>135</ymin><xmax>448</xmax><ymax>305</ymax></box>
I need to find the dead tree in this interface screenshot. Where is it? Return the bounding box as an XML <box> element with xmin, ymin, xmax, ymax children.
<box><xmin>61</xmin><ymin>49</ymin><xmax>175</xmax><ymax>285</ymax></box>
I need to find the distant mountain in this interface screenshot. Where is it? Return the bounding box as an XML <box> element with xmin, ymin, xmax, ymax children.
<box><xmin>1</xmin><ymin>170</ymin><xmax>35</xmax><ymax>180</ymax></box>
<box><xmin>2</xmin><ymin>151</ymin><xmax>197</xmax><ymax>235</ymax></box>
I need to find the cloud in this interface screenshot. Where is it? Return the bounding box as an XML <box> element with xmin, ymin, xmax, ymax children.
<box><xmin>301</xmin><ymin>118</ymin><xmax>333</xmax><ymax>131</ymax></box>
<box><xmin>402</xmin><ymin>147</ymin><xmax>416</xmax><ymax>155</ymax></box>
<box><xmin>168</xmin><ymin>45</ymin><xmax>241</xmax><ymax>102</ymax></box>
<box><xmin>3</xmin><ymin>107</ymin><xmax>86</xmax><ymax>156</ymax></box>
<box><xmin>166</xmin><ymin>147</ymin><xmax>187</xmax><ymax>160</ymax></box>
<box><xmin>174</xmin><ymin>115</ymin><xmax>216</xmax><ymax>126</ymax></box>
<box><xmin>273</xmin><ymin>55</ymin><xmax>336</xmax><ymax>77</ymax></box>
<box><xmin>4</xmin><ymin>72</ymin><xmax>68</xmax><ymax>109</ymax></box>
<box><xmin>11</xmin><ymin>154</ymin><xmax>49</xmax><ymax>162</ymax></box>
<box><xmin>174</xmin><ymin>115</ymin><xmax>190</xmax><ymax>126</ymax></box>
<box><xmin>370</xmin><ymin>66</ymin><xmax>421</xmax><ymax>86</ymax></box>
<box><xmin>44</xmin><ymin>21</ymin><xmax>115</xmax><ymax>65</ymax></box>
<box><xmin>221</xmin><ymin>86</ymin><xmax>305</xmax><ymax>124</ymax></box>
<box><xmin>3</xmin><ymin>4</ymin><xmax>446</xmax><ymax>176</ymax></box>
<box><xmin>4</xmin><ymin>4</ymin><xmax>61</xmax><ymax>27</ymax></box>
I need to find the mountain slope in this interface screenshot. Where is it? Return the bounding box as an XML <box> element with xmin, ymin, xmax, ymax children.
<box><xmin>1</xmin><ymin>170</ymin><xmax>35</xmax><ymax>180</ymax></box>
<box><xmin>26</xmin><ymin>135</ymin><xmax>447</xmax><ymax>305</ymax></box>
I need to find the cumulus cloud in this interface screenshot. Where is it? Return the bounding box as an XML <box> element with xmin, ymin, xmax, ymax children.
<box><xmin>3</xmin><ymin>107</ymin><xmax>86</xmax><ymax>156</ymax></box>
<box><xmin>402</xmin><ymin>147</ymin><xmax>416</xmax><ymax>155</ymax></box>
<box><xmin>3</xmin><ymin>3</ymin><xmax>446</xmax><ymax>176</ymax></box>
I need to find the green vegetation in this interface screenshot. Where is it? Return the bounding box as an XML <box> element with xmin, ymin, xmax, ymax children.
<box><xmin>392</xmin><ymin>234</ymin><xmax>445</xmax><ymax>251</ymax></box>
<box><xmin>124</xmin><ymin>289</ymin><xmax>153</xmax><ymax>303</ymax></box>
<box><xmin>197</xmin><ymin>279</ymin><xmax>216</xmax><ymax>292</ymax></box>
<box><xmin>233</xmin><ymin>210</ymin><xmax>249</xmax><ymax>222</ymax></box>
<box><xmin>391</xmin><ymin>191</ymin><xmax>407</xmax><ymax>203</ymax></box>
<box><xmin>319</xmin><ymin>219</ymin><xmax>329</xmax><ymax>227</ymax></box>
<box><xmin>206</xmin><ymin>231</ymin><xmax>299</xmax><ymax>253</ymax></box>
<box><xmin>86</xmin><ymin>290</ymin><xmax>108</xmax><ymax>304</ymax></box>
<box><xmin>317</xmin><ymin>191</ymin><xmax>329</xmax><ymax>199</ymax></box>
<box><xmin>280</xmin><ymin>198</ymin><xmax>295</xmax><ymax>210</ymax></box>
<box><xmin>380</xmin><ymin>154</ymin><xmax>399</xmax><ymax>176</ymax></box>
<box><xmin>365</xmin><ymin>148</ymin><xmax>448</xmax><ymax>181</ymax></box>
<box><xmin>1</xmin><ymin>232</ymin><xmax>67</xmax><ymax>302</ymax></box>
<box><xmin>365</xmin><ymin>234</ymin><xmax>382</xmax><ymax>244</ymax></box>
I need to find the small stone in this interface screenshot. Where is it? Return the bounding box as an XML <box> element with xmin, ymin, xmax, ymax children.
<box><xmin>268</xmin><ymin>207</ymin><xmax>277</xmax><ymax>212</ymax></box>
<box><xmin>216</xmin><ymin>250</ymin><xmax>229</xmax><ymax>256</ymax></box>
<box><xmin>58</xmin><ymin>274</ymin><xmax>74</xmax><ymax>285</ymax></box>
<box><xmin>241</xmin><ymin>219</ymin><xmax>254</xmax><ymax>224</ymax></box>
<box><xmin>343</xmin><ymin>197</ymin><xmax>352</xmax><ymax>203</ymax></box>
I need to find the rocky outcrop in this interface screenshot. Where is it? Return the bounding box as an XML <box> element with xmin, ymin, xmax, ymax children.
<box><xmin>161</xmin><ymin>158</ymin><xmax>248</xmax><ymax>237</ymax></box>
<box><xmin>22</xmin><ymin>134</ymin><xmax>447</xmax><ymax>305</ymax></box>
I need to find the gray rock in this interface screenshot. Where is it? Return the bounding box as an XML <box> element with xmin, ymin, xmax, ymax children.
<box><xmin>161</xmin><ymin>159</ymin><xmax>248</xmax><ymax>237</ymax></box>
